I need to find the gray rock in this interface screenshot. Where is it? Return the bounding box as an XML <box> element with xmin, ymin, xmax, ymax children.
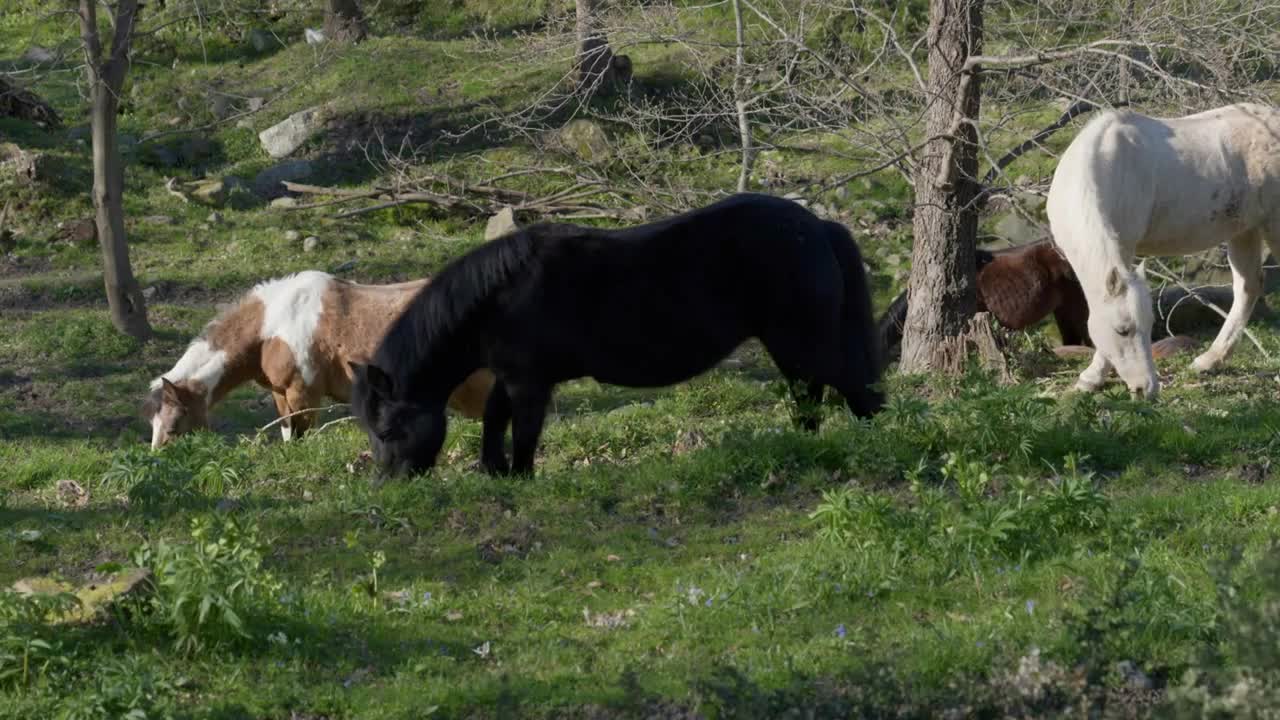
<box><xmin>209</xmin><ymin>93</ymin><xmax>236</xmax><ymax>121</ymax></box>
<box><xmin>145</xmin><ymin>145</ymin><xmax>179</xmax><ymax>168</ymax></box>
<box><xmin>994</xmin><ymin>210</ymin><xmax>1045</xmax><ymax>245</ymax></box>
<box><xmin>284</xmin><ymin>229</ymin><xmax>302</xmax><ymax>242</ymax></box>
<box><xmin>271</xmin><ymin>197</ymin><xmax>299</xmax><ymax>209</ymax></box>
<box><xmin>253</xmin><ymin>160</ymin><xmax>313</xmax><ymax>198</ymax></box>
<box><xmin>555</xmin><ymin>119</ymin><xmax>612</xmax><ymax>164</ymax></box>
<box><xmin>22</xmin><ymin>46</ymin><xmax>56</xmax><ymax>64</ymax></box>
<box><xmin>258</xmin><ymin>105</ymin><xmax>330</xmax><ymax>159</ymax></box>
<box><xmin>141</xmin><ymin>215</ymin><xmax>175</xmax><ymax>225</ymax></box>
<box><xmin>302</xmin><ymin>236</ymin><xmax>321</xmax><ymax>253</ymax></box>
<box><xmin>247</xmin><ymin>29</ymin><xmax>281</xmax><ymax>53</ymax></box>
<box><xmin>235</xmin><ymin>118</ymin><xmax>255</xmax><ymax>130</ymax></box>
<box><xmin>246</xmin><ymin>97</ymin><xmax>266</xmax><ymax>112</ymax></box>
<box><xmin>1013</xmin><ymin>190</ymin><xmax>1046</xmax><ymax>213</ymax></box>
<box><xmin>484</xmin><ymin>207</ymin><xmax>518</xmax><ymax>241</ymax></box>
<box><xmin>207</xmin><ymin>211</ymin><xmax>223</xmax><ymax>224</ymax></box>
<box><xmin>141</xmin><ymin>286</ymin><xmax>158</xmax><ymax>301</ymax></box>
<box><xmin>304</xmin><ymin>28</ymin><xmax>326</xmax><ymax>45</ymax></box>
<box><xmin>177</xmin><ymin>136</ymin><xmax>217</xmax><ymax>166</ymax></box>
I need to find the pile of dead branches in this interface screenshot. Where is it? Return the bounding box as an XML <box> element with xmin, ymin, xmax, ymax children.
<box><xmin>279</xmin><ymin>170</ymin><xmax>649</xmax><ymax>222</ymax></box>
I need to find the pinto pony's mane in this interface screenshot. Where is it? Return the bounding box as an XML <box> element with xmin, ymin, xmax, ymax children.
<box><xmin>373</xmin><ymin>227</ymin><xmax>549</xmax><ymax>384</ymax></box>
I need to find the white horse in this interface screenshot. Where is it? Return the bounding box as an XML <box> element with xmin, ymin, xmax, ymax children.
<box><xmin>1046</xmin><ymin>102</ymin><xmax>1280</xmax><ymax>398</ymax></box>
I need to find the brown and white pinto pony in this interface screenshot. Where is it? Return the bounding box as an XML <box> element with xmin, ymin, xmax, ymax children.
<box><xmin>878</xmin><ymin>238</ymin><xmax>1090</xmax><ymax>362</ymax></box>
<box><xmin>144</xmin><ymin>271</ymin><xmax>495</xmax><ymax>448</ymax></box>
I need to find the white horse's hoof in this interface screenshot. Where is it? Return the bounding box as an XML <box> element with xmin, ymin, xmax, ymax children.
<box><xmin>1074</xmin><ymin>376</ymin><xmax>1103</xmax><ymax>393</ymax></box>
<box><xmin>1191</xmin><ymin>353</ymin><xmax>1220</xmax><ymax>374</ymax></box>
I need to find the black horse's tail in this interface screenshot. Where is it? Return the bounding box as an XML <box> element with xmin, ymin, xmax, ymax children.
<box><xmin>822</xmin><ymin>220</ymin><xmax>885</xmax><ymax>417</ymax></box>
<box><xmin>875</xmin><ymin>247</ymin><xmax>999</xmax><ymax>365</ymax></box>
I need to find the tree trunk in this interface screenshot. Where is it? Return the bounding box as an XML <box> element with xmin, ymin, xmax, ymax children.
<box><xmin>731</xmin><ymin>0</ymin><xmax>755</xmax><ymax>192</ymax></box>
<box><xmin>899</xmin><ymin>0</ymin><xmax>983</xmax><ymax>374</ymax></box>
<box><xmin>79</xmin><ymin>0</ymin><xmax>152</xmax><ymax>342</ymax></box>
<box><xmin>575</xmin><ymin>0</ymin><xmax>615</xmax><ymax>95</ymax></box>
<box><xmin>324</xmin><ymin>0</ymin><xmax>368</xmax><ymax>44</ymax></box>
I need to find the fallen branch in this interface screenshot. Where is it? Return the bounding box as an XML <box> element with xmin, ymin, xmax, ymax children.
<box><xmin>256</xmin><ymin>404</ymin><xmax>349</xmax><ymax>436</ymax></box>
<box><xmin>1146</xmin><ymin>260</ymin><xmax>1272</xmax><ymax>361</ymax></box>
<box><xmin>284</xmin><ymin>173</ymin><xmax>645</xmax><ymax>222</ymax></box>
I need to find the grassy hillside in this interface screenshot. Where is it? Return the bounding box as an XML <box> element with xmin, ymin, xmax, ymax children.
<box><xmin>3</xmin><ymin>2</ymin><xmax>1280</xmax><ymax>718</ymax></box>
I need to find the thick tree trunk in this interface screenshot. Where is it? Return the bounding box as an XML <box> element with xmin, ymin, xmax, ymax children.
<box><xmin>79</xmin><ymin>0</ymin><xmax>152</xmax><ymax>342</ymax></box>
<box><xmin>324</xmin><ymin>0</ymin><xmax>368</xmax><ymax>44</ymax></box>
<box><xmin>899</xmin><ymin>0</ymin><xmax>983</xmax><ymax>374</ymax></box>
<box><xmin>575</xmin><ymin>0</ymin><xmax>615</xmax><ymax>95</ymax></box>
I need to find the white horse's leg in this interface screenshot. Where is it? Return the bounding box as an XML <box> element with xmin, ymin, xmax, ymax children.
<box><xmin>1192</xmin><ymin>231</ymin><xmax>1264</xmax><ymax>372</ymax></box>
<box><xmin>1075</xmin><ymin>350</ymin><xmax>1114</xmax><ymax>392</ymax></box>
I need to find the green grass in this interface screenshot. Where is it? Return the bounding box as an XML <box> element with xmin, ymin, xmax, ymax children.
<box><xmin>5</xmin><ymin>3</ymin><xmax>1280</xmax><ymax>718</ymax></box>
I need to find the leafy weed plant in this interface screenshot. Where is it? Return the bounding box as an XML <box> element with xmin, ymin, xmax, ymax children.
<box><xmin>131</xmin><ymin>515</ymin><xmax>279</xmax><ymax>655</ymax></box>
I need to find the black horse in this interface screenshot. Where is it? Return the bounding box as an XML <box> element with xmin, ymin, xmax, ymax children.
<box><xmin>350</xmin><ymin>193</ymin><xmax>884</xmax><ymax>477</ymax></box>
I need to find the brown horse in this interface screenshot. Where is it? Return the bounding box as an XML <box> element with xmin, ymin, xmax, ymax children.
<box><xmin>878</xmin><ymin>239</ymin><xmax>1090</xmax><ymax>361</ymax></box>
<box><xmin>144</xmin><ymin>271</ymin><xmax>494</xmax><ymax>448</ymax></box>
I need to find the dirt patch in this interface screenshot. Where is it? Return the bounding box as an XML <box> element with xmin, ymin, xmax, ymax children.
<box><xmin>0</xmin><ymin>376</ymin><xmax>139</xmax><ymax>440</ymax></box>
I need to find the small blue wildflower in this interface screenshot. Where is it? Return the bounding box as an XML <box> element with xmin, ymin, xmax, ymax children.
<box><xmin>1014</xmin><ymin>564</ymin><xmax>1022</xmax><ymax>572</ymax></box>
<box><xmin>996</xmin><ymin>567</ymin><xmax>1005</xmax><ymax>575</ymax></box>
<box><xmin>1025</xmin><ymin>599</ymin><xmax>1036</xmax><ymax>616</ymax></box>
<box><xmin>835</xmin><ymin>624</ymin><xmax>847</xmax><ymax>639</ymax></box>
<box><xmin>866</xmin><ymin>590</ymin><xmax>875</xmax><ymax>598</ymax></box>
<box><xmin>422</xmin><ymin>591</ymin><xmax>433</xmax><ymax>604</ymax></box>
<box><xmin>976</xmin><ymin>641</ymin><xmax>985</xmax><ymax>648</ymax></box>
<box><xmin>705</xmin><ymin>597</ymin><xmax>713</xmax><ymax>607</ymax></box>
<box><xmin>835</xmin><ymin>583</ymin><xmax>844</xmax><ymax>593</ymax></box>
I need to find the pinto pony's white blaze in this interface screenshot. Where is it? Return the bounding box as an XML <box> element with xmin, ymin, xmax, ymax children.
<box><xmin>144</xmin><ymin>271</ymin><xmax>495</xmax><ymax>449</ymax></box>
<box><xmin>1047</xmin><ymin>102</ymin><xmax>1280</xmax><ymax>398</ymax></box>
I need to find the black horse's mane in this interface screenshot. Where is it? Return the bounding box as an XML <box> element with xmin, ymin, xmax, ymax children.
<box><xmin>374</xmin><ymin>223</ymin><xmax>573</xmax><ymax>378</ymax></box>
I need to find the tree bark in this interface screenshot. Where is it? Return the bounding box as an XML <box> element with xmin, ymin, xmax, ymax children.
<box><xmin>324</xmin><ymin>0</ymin><xmax>368</xmax><ymax>44</ymax></box>
<box><xmin>575</xmin><ymin>0</ymin><xmax>615</xmax><ymax>95</ymax></box>
<box><xmin>899</xmin><ymin>0</ymin><xmax>983</xmax><ymax>374</ymax></box>
<box><xmin>79</xmin><ymin>0</ymin><xmax>152</xmax><ymax>342</ymax></box>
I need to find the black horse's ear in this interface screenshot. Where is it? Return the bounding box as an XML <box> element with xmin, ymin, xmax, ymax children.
<box><xmin>360</xmin><ymin>363</ymin><xmax>394</xmax><ymax>398</ymax></box>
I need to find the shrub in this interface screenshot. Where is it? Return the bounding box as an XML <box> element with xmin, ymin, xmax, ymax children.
<box><xmin>131</xmin><ymin>515</ymin><xmax>280</xmax><ymax>655</ymax></box>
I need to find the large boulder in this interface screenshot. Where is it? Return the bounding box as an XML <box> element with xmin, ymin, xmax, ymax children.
<box><xmin>258</xmin><ymin>105</ymin><xmax>331</xmax><ymax>159</ymax></box>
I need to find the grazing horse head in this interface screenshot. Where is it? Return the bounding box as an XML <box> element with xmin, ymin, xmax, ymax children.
<box><xmin>349</xmin><ymin>361</ymin><xmax>448</xmax><ymax>477</ymax></box>
<box><xmin>1087</xmin><ymin>262</ymin><xmax>1158</xmax><ymax>398</ymax></box>
<box><xmin>143</xmin><ymin>377</ymin><xmax>211</xmax><ymax>448</ymax></box>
